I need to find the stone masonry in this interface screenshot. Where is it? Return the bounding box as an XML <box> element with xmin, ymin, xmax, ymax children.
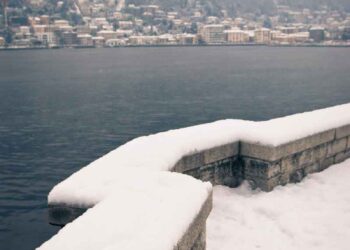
<box><xmin>172</xmin><ymin>124</ymin><xmax>350</xmax><ymax>191</ymax></box>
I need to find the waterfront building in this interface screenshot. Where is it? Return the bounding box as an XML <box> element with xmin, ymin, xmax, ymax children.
<box><xmin>271</xmin><ymin>32</ymin><xmax>309</xmax><ymax>44</ymax></box>
<box><xmin>158</xmin><ymin>34</ymin><xmax>176</xmax><ymax>44</ymax></box>
<box><xmin>225</xmin><ymin>29</ymin><xmax>250</xmax><ymax>43</ymax></box>
<box><xmin>77</xmin><ymin>34</ymin><xmax>93</xmax><ymax>46</ymax></box>
<box><xmin>0</xmin><ymin>36</ymin><xmax>5</xmax><ymax>46</ymax></box>
<box><xmin>128</xmin><ymin>35</ymin><xmax>158</xmax><ymax>45</ymax></box>
<box><xmin>105</xmin><ymin>38</ymin><xmax>126</xmax><ymax>47</ymax></box>
<box><xmin>36</xmin><ymin>32</ymin><xmax>57</xmax><ymax>45</ymax></box>
<box><xmin>199</xmin><ymin>24</ymin><xmax>225</xmax><ymax>44</ymax></box>
<box><xmin>254</xmin><ymin>28</ymin><xmax>271</xmax><ymax>44</ymax></box>
<box><xmin>11</xmin><ymin>38</ymin><xmax>31</xmax><ymax>48</ymax></box>
<box><xmin>270</xmin><ymin>30</ymin><xmax>283</xmax><ymax>41</ymax></box>
<box><xmin>62</xmin><ymin>31</ymin><xmax>78</xmax><ymax>46</ymax></box>
<box><xmin>92</xmin><ymin>36</ymin><xmax>105</xmax><ymax>47</ymax></box>
<box><xmin>292</xmin><ymin>32</ymin><xmax>310</xmax><ymax>43</ymax></box>
<box><xmin>309</xmin><ymin>26</ymin><xmax>325</xmax><ymax>42</ymax></box>
<box><xmin>177</xmin><ymin>33</ymin><xmax>198</xmax><ymax>45</ymax></box>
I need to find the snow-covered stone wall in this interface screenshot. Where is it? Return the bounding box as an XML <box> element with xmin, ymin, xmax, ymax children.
<box><xmin>241</xmin><ymin>124</ymin><xmax>350</xmax><ymax>191</ymax></box>
<box><xmin>175</xmin><ymin>124</ymin><xmax>350</xmax><ymax>191</ymax></box>
<box><xmin>41</xmin><ymin>103</ymin><xmax>350</xmax><ymax>250</ymax></box>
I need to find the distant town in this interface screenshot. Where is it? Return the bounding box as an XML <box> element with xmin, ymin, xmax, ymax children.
<box><xmin>1</xmin><ymin>0</ymin><xmax>350</xmax><ymax>49</ymax></box>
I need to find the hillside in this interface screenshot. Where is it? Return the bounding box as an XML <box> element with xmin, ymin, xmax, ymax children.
<box><xmin>126</xmin><ymin>0</ymin><xmax>350</xmax><ymax>14</ymax></box>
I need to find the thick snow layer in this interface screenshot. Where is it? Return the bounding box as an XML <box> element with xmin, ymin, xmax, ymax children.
<box><xmin>207</xmin><ymin>159</ymin><xmax>350</xmax><ymax>250</ymax></box>
<box><xmin>43</xmin><ymin>103</ymin><xmax>350</xmax><ymax>249</ymax></box>
<box><xmin>39</xmin><ymin>172</ymin><xmax>212</xmax><ymax>250</ymax></box>
<box><xmin>49</xmin><ymin>103</ymin><xmax>350</xmax><ymax>207</ymax></box>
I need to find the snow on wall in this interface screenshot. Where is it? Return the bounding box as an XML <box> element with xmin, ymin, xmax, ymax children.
<box><xmin>39</xmin><ymin>172</ymin><xmax>212</xmax><ymax>250</ymax></box>
<box><xmin>48</xmin><ymin>103</ymin><xmax>350</xmax><ymax>207</ymax></box>
<box><xmin>42</xmin><ymin>103</ymin><xmax>350</xmax><ymax>249</ymax></box>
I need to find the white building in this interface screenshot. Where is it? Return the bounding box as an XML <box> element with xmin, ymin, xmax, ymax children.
<box><xmin>105</xmin><ymin>39</ymin><xmax>127</xmax><ymax>47</ymax></box>
<box><xmin>128</xmin><ymin>35</ymin><xmax>158</xmax><ymax>45</ymax></box>
<box><xmin>97</xmin><ymin>30</ymin><xmax>118</xmax><ymax>40</ymax></box>
<box><xmin>225</xmin><ymin>29</ymin><xmax>250</xmax><ymax>43</ymax></box>
<box><xmin>177</xmin><ymin>34</ymin><xmax>198</xmax><ymax>45</ymax></box>
<box><xmin>92</xmin><ymin>36</ymin><xmax>105</xmax><ymax>47</ymax></box>
<box><xmin>0</xmin><ymin>37</ymin><xmax>5</xmax><ymax>47</ymax></box>
<box><xmin>200</xmin><ymin>25</ymin><xmax>225</xmax><ymax>44</ymax></box>
<box><xmin>36</xmin><ymin>32</ymin><xmax>57</xmax><ymax>45</ymax></box>
<box><xmin>77</xmin><ymin>34</ymin><xmax>93</xmax><ymax>46</ymax></box>
<box><xmin>254</xmin><ymin>28</ymin><xmax>271</xmax><ymax>44</ymax></box>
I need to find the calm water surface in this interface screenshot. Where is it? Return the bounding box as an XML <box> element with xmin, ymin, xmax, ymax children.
<box><xmin>0</xmin><ymin>47</ymin><xmax>350</xmax><ymax>249</ymax></box>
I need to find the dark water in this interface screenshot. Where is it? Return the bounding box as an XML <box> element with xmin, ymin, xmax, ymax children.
<box><xmin>0</xmin><ymin>46</ymin><xmax>350</xmax><ymax>249</ymax></box>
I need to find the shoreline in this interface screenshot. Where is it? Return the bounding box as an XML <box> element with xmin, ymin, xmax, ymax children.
<box><xmin>1</xmin><ymin>43</ymin><xmax>350</xmax><ymax>51</ymax></box>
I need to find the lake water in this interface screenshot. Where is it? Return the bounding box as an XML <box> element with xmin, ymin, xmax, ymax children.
<box><xmin>0</xmin><ymin>46</ymin><xmax>350</xmax><ymax>249</ymax></box>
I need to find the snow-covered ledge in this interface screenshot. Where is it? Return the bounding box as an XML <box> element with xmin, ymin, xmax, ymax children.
<box><xmin>40</xmin><ymin>172</ymin><xmax>213</xmax><ymax>250</ymax></box>
<box><xmin>39</xmin><ymin>103</ymin><xmax>350</xmax><ymax>249</ymax></box>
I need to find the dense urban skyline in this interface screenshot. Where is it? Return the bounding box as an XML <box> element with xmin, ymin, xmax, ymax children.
<box><xmin>1</xmin><ymin>0</ymin><xmax>350</xmax><ymax>48</ymax></box>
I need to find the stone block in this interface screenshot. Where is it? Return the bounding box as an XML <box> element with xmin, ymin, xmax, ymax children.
<box><xmin>199</xmin><ymin>165</ymin><xmax>215</xmax><ymax>183</ymax></box>
<box><xmin>240</xmin><ymin>142</ymin><xmax>276</xmax><ymax>161</ymax></box>
<box><xmin>334</xmin><ymin>150</ymin><xmax>350</xmax><ymax>164</ymax></box>
<box><xmin>243</xmin><ymin>158</ymin><xmax>280</xmax><ymax>179</ymax></box>
<box><xmin>327</xmin><ymin>138</ymin><xmax>347</xmax><ymax>157</ymax></box>
<box><xmin>298</xmin><ymin>148</ymin><xmax>314</xmax><ymax>167</ymax></box>
<box><xmin>274</xmin><ymin>129</ymin><xmax>335</xmax><ymax>160</ymax></box>
<box><xmin>290</xmin><ymin>169</ymin><xmax>305</xmax><ymax>183</ymax></box>
<box><xmin>173</xmin><ymin>152</ymin><xmax>205</xmax><ymax>173</ymax></box>
<box><xmin>175</xmin><ymin>190</ymin><xmax>212</xmax><ymax>250</ymax></box>
<box><xmin>243</xmin><ymin>158</ymin><xmax>267</xmax><ymax>178</ymax></box>
<box><xmin>297</xmin><ymin>144</ymin><xmax>327</xmax><ymax>168</ymax></box>
<box><xmin>304</xmin><ymin>163</ymin><xmax>320</xmax><ymax>175</ymax></box>
<box><xmin>336</xmin><ymin>124</ymin><xmax>350</xmax><ymax>139</ymax></box>
<box><xmin>313</xmin><ymin>144</ymin><xmax>328</xmax><ymax>161</ymax></box>
<box><xmin>252</xmin><ymin>176</ymin><xmax>280</xmax><ymax>192</ymax></box>
<box><xmin>319</xmin><ymin>157</ymin><xmax>334</xmax><ymax>171</ymax></box>
<box><xmin>265</xmin><ymin>162</ymin><xmax>281</xmax><ymax>179</ymax></box>
<box><xmin>279</xmin><ymin>172</ymin><xmax>290</xmax><ymax>186</ymax></box>
<box><xmin>280</xmin><ymin>156</ymin><xmax>298</xmax><ymax>174</ymax></box>
<box><xmin>203</xmin><ymin>142</ymin><xmax>239</xmax><ymax>165</ymax></box>
<box><xmin>241</xmin><ymin>129</ymin><xmax>335</xmax><ymax>162</ymax></box>
<box><xmin>213</xmin><ymin>158</ymin><xmax>236</xmax><ymax>186</ymax></box>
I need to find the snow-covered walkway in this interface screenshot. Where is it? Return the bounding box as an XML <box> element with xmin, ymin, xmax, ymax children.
<box><xmin>207</xmin><ymin>159</ymin><xmax>350</xmax><ymax>250</ymax></box>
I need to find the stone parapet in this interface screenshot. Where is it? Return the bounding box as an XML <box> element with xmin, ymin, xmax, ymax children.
<box><xmin>175</xmin><ymin>190</ymin><xmax>212</xmax><ymax>250</ymax></box>
<box><xmin>172</xmin><ymin>129</ymin><xmax>350</xmax><ymax>191</ymax></box>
